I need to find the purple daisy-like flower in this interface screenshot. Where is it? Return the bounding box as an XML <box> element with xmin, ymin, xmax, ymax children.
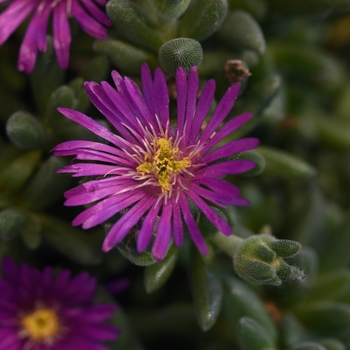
<box><xmin>0</xmin><ymin>0</ymin><xmax>111</xmax><ymax>73</ymax></box>
<box><xmin>0</xmin><ymin>257</ymin><xmax>119</xmax><ymax>349</ymax></box>
<box><xmin>52</xmin><ymin>64</ymin><xmax>259</xmax><ymax>261</ymax></box>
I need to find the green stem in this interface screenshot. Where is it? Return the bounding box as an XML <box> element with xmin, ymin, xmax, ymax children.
<box><xmin>211</xmin><ymin>233</ymin><xmax>244</xmax><ymax>257</ymax></box>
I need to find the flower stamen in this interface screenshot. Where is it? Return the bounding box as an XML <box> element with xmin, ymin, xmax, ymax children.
<box><xmin>136</xmin><ymin>137</ymin><xmax>191</xmax><ymax>192</ymax></box>
<box><xmin>20</xmin><ymin>308</ymin><xmax>60</xmax><ymax>344</ymax></box>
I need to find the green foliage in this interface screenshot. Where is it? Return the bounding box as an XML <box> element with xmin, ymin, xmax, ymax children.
<box><xmin>148</xmin><ymin>0</ymin><xmax>190</xmax><ymax>19</ymax></box>
<box><xmin>6</xmin><ymin>111</ymin><xmax>48</xmax><ymax>150</ymax></box>
<box><xmin>144</xmin><ymin>245</ymin><xmax>178</xmax><ymax>293</ymax></box>
<box><xmin>106</xmin><ymin>0</ymin><xmax>164</xmax><ymax>52</ymax></box>
<box><xmin>218</xmin><ymin>10</ymin><xmax>266</xmax><ymax>54</ymax></box>
<box><xmin>2</xmin><ymin>0</ymin><xmax>350</xmax><ymax>348</ymax></box>
<box><xmin>179</xmin><ymin>0</ymin><xmax>228</xmax><ymax>41</ymax></box>
<box><xmin>237</xmin><ymin>317</ymin><xmax>276</xmax><ymax>350</ymax></box>
<box><xmin>190</xmin><ymin>245</ymin><xmax>223</xmax><ymax>331</ymax></box>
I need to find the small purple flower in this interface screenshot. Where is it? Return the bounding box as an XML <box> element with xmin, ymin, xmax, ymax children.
<box><xmin>0</xmin><ymin>257</ymin><xmax>119</xmax><ymax>349</ymax></box>
<box><xmin>52</xmin><ymin>64</ymin><xmax>259</xmax><ymax>261</ymax></box>
<box><xmin>0</xmin><ymin>0</ymin><xmax>111</xmax><ymax>73</ymax></box>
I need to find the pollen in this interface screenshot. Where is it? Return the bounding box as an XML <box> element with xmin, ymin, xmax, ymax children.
<box><xmin>21</xmin><ymin>308</ymin><xmax>60</xmax><ymax>343</ymax></box>
<box><xmin>136</xmin><ymin>137</ymin><xmax>191</xmax><ymax>191</ymax></box>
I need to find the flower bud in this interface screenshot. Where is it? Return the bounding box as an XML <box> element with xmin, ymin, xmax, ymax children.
<box><xmin>234</xmin><ymin>234</ymin><xmax>304</xmax><ymax>286</ymax></box>
<box><xmin>159</xmin><ymin>38</ymin><xmax>203</xmax><ymax>75</ymax></box>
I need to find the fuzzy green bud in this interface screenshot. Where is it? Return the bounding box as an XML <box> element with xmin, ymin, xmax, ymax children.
<box><xmin>234</xmin><ymin>234</ymin><xmax>304</xmax><ymax>286</ymax></box>
<box><xmin>159</xmin><ymin>38</ymin><xmax>203</xmax><ymax>75</ymax></box>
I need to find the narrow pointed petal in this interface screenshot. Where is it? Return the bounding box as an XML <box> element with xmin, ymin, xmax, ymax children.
<box><xmin>53</xmin><ymin>0</ymin><xmax>71</xmax><ymax>69</ymax></box>
<box><xmin>202</xmin><ymin>138</ymin><xmax>260</xmax><ymax>163</ymax></box>
<box><xmin>137</xmin><ymin>203</ymin><xmax>162</xmax><ymax>252</ymax></box>
<box><xmin>103</xmin><ymin>195</ymin><xmax>156</xmax><ymax>251</ymax></box>
<box><xmin>179</xmin><ymin>195</ymin><xmax>209</xmax><ymax>256</ymax></box>
<box><xmin>198</xmin><ymin>83</ymin><xmax>240</xmax><ymax>145</ymax></box>
<box><xmin>152</xmin><ymin>203</ymin><xmax>172</xmax><ymax>261</ymax></box>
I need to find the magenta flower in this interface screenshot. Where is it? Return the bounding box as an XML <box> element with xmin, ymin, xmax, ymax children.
<box><xmin>0</xmin><ymin>257</ymin><xmax>119</xmax><ymax>350</ymax></box>
<box><xmin>52</xmin><ymin>64</ymin><xmax>259</xmax><ymax>261</ymax></box>
<box><xmin>0</xmin><ymin>0</ymin><xmax>111</xmax><ymax>73</ymax></box>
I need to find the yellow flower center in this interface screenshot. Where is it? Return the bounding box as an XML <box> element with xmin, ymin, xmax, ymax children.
<box><xmin>136</xmin><ymin>138</ymin><xmax>191</xmax><ymax>191</ymax></box>
<box><xmin>21</xmin><ymin>308</ymin><xmax>60</xmax><ymax>342</ymax></box>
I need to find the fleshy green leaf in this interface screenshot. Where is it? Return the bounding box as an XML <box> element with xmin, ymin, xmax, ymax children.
<box><xmin>288</xmin><ymin>343</ymin><xmax>327</xmax><ymax>350</ymax></box>
<box><xmin>148</xmin><ymin>0</ymin><xmax>190</xmax><ymax>19</ymax></box>
<box><xmin>0</xmin><ymin>208</ymin><xmax>26</xmax><ymax>240</ymax></box>
<box><xmin>319</xmin><ymin>339</ymin><xmax>347</xmax><ymax>350</ymax></box>
<box><xmin>6</xmin><ymin>111</ymin><xmax>48</xmax><ymax>150</ymax></box>
<box><xmin>237</xmin><ymin>317</ymin><xmax>276</xmax><ymax>350</ymax></box>
<box><xmin>144</xmin><ymin>245</ymin><xmax>178</xmax><ymax>293</ymax></box>
<box><xmin>30</xmin><ymin>36</ymin><xmax>64</xmax><ymax>113</ymax></box>
<box><xmin>223</xmin><ymin>276</ymin><xmax>277</xmax><ymax>340</ymax></box>
<box><xmin>21</xmin><ymin>156</ymin><xmax>71</xmax><ymax>211</ymax></box>
<box><xmin>94</xmin><ymin>39</ymin><xmax>158</xmax><ymax>75</ymax></box>
<box><xmin>40</xmin><ymin>215</ymin><xmax>103</xmax><ymax>265</ymax></box>
<box><xmin>255</xmin><ymin>146</ymin><xmax>316</xmax><ymax>179</ymax></box>
<box><xmin>0</xmin><ymin>150</ymin><xmax>41</xmax><ymax>193</ymax></box>
<box><xmin>107</xmin><ymin>0</ymin><xmax>163</xmax><ymax>52</ymax></box>
<box><xmin>179</xmin><ymin>0</ymin><xmax>228</xmax><ymax>41</ymax></box>
<box><xmin>190</xmin><ymin>244</ymin><xmax>223</xmax><ymax>331</ymax></box>
<box><xmin>218</xmin><ymin>10</ymin><xmax>266</xmax><ymax>54</ymax></box>
<box><xmin>21</xmin><ymin>214</ymin><xmax>42</xmax><ymax>250</ymax></box>
<box><xmin>297</xmin><ymin>302</ymin><xmax>350</xmax><ymax>335</ymax></box>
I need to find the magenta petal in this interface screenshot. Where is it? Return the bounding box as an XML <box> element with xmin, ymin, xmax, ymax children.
<box><xmin>81</xmin><ymin>192</ymin><xmax>146</xmax><ymax>229</ymax></box>
<box><xmin>80</xmin><ymin>0</ymin><xmax>112</xmax><ymax>26</ymax></box>
<box><xmin>175</xmin><ymin>67</ymin><xmax>187</xmax><ymax>133</ymax></box>
<box><xmin>179</xmin><ymin>195</ymin><xmax>209</xmax><ymax>255</ymax></box>
<box><xmin>172</xmin><ymin>199</ymin><xmax>184</xmax><ymax>247</ymax></box>
<box><xmin>65</xmin><ymin>185</ymin><xmax>126</xmax><ymax>206</ymax></box>
<box><xmin>0</xmin><ymin>0</ymin><xmax>36</xmax><ymax>45</ymax></box>
<box><xmin>141</xmin><ymin>63</ymin><xmax>158</xmax><ymax>118</ymax></box>
<box><xmin>195</xmin><ymin>178</ymin><xmax>241</xmax><ymax>198</ymax></box>
<box><xmin>186</xmin><ymin>189</ymin><xmax>232</xmax><ymax>235</ymax></box>
<box><xmin>152</xmin><ymin>203</ymin><xmax>172</xmax><ymax>261</ymax></box>
<box><xmin>197</xmin><ymin>159</ymin><xmax>256</xmax><ymax>178</ymax></box>
<box><xmin>201</xmin><ymin>112</ymin><xmax>253</xmax><ymax>154</ymax></box>
<box><xmin>57</xmin><ymin>108</ymin><xmax>129</xmax><ymax>149</ymax></box>
<box><xmin>53</xmin><ymin>0</ymin><xmax>71</xmax><ymax>69</ymax></box>
<box><xmin>102</xmin><ymin>195</ymin><xmax>156</xmax><ymax>251</ymax></box>
<box><xmin>198</xmin><ymin>83</ymin><xmax>240</xmax><ymax>145</ymax></box>
<box><xmin>71</xmin><ymin>0</ymin><xmax>108</xmax><ymax>39</ymax></box>
<box><xmin>189</xmin><ymin>79</ymin><xmax>216</xmax><ymax>143</ymax></box>
<box><xmin>182</xmin><ymin>67</ymin><xmax>199</xmax><ymax>146</ymax></box>
<box><xmin>76</xmin><ymin>324</ymin><xmax>119</xmax><ymax>341</ymax></box>
<box><xmin>137</xmin><ymin>203</ymin><xmax>162</xmax><ymax>252</ymax></box>
<box><xmin>153</xmin><ymin>67</ymin><xmax>170</xmax><ymax>130</ymax></box>
<box><xmin>77</xmin><ymin>191</ymin><xmax>146</xmax><ymax>228</ymax></box>
<box><xmin>202</xmin><ymin>137</ymin><xmax>260</xmax><ymax>163</ymax></box>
